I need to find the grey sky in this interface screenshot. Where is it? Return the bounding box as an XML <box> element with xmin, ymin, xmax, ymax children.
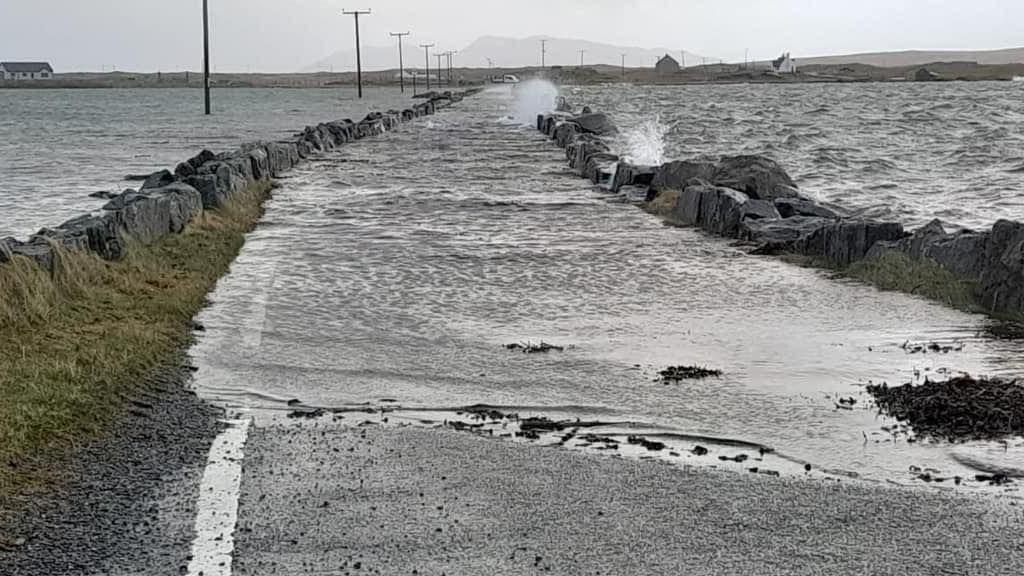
<box><xmin>3</xmin><ymin>0</ymin><xmax>1022</xmax><ymax>72</ymax></box>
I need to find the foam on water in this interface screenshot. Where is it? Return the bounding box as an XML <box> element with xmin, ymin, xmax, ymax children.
<box><xmin>621</xmin><ymin>115</ymin><xmax>669</xmax><ymax>166</ymax></box>
<box><xmin>508</xmin><ymin>79</ymin><xmax>559</xmax><ymax>125</ymax></box>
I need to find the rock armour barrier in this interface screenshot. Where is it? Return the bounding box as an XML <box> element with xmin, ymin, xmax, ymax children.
<box><xmin>1</xmin><ymin>89</ymin><xmax>481</xmax><ymax>270</ymax></box>
<box><xmin>537</xmin><ymin>107</ymin><xmax>1024</xmax><ymax>320</ymax></box>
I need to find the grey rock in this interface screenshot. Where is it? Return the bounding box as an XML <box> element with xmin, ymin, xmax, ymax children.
<box><xmin>744</xmin><ymin>199</ymin><xmax>782</xmax><ymax>221</ymax></box>
<box><xmin>610</xmin><ymin>163</ymin><xmax>656</xmax><ymax>193</ymax></box>
<box><xmin>265</xmin><ymin>141</ymin><xmax>300</xmax><ymax>176</ymax></box>
<box><xmin>553</xmin><ymin>122</ymin><xmax>580</xmax><ymax>149</ymax></box>
<box><xmin>570</xmin><ymin>112</ymin><xmax>618</xmax><ymax>136</ymax></box>
<box><xmin>713</xmin><ymin>155</ymin><xmax>799</xmax><ymax>201</ymax></box>
<box><xmin>866</xmin><ymin>219</ymin><xmax>990</xmax><ymax>282</ymax></box>
<box><xmin>583</xmin><ymin>153</ymin><xmax>619</xmax><ymax>185</ymax></box>
<box><xmin>979</xmin><ymin>220</ymin><xmax>1024</xmax><ymax>315</ymax></box>
<box><xmin>88</xmin><ymin>190</ymin><xmax>120</xmax><ymax>200</ymax></box>
<box><xmin>794</xmin><ymin>219</ymin><xmax>905</xmax><ymax>267</ymax></box>
<box><xmin>45</xmin><ymin>214</ymin><xmax>124</xmax><ymax>260</ymax></box>
<box><xmin>569</xmin><ymin>139</ymin><xmax>611</xmax><ymax>174</ymax></box>
<box><xmin>650</xmin><ymin>161</ymin><xmax>717</xmax><ymax>193</ymax></box>
<box><xmin>139</xmin><ymin>169</ymin><xmax>176</xmax><ymax>191</ymax></box>
<box><xmin>671</xmin><ymin>185</ymin><xmax>764</xmax><ymax>238</ymax></box>
<box><xmin>774</xmin><ymin>197</ymin><xmax>842</xmax><ymax>220</ymax></box>
<box><xmin>108</xmin><ymin>182</ymin><xmax>203</xmax><ymax>244</ymax></box>
<box><xmin>740</xmin><ymin>216</ymin><xmax>831</xmax><ymax>252</ymax></box>
<box><xmin>174</xmin><ymin>149</ymin><xmax>217</xmax><ymax>179</ymax></box>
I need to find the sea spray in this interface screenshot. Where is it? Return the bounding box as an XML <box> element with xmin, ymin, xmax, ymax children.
<box><xmin>508</xmin><ymin>79</ymin><xmax>560</xmax><ymax>125</ymax></box>
<box><xmin>621</xmin><ymin>116</ymin><xmax>670</xmax><ymax>166</ymax></box>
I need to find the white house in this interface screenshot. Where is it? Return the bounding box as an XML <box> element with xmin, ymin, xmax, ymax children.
<box><xmin>771</xmin><ymin>53</ymin><xmax>797</xmax><ymax>74</ymax></box>
<box><xmin>0</xmin><ymin>62</ymin><xmax>54</xmax><ymax>80</ymax></box>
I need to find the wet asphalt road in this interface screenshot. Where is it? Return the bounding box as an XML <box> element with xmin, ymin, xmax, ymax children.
<box><xmin>233</xmin><ymin>421</ymin><xmax>1024</xmax><ymax>576</ymax></box>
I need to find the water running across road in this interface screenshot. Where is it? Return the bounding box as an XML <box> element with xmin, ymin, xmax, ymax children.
<box><xmin>191</xmin><ymin>85</ymin><xmax>1024</xmax><ymax>489</ymax></box>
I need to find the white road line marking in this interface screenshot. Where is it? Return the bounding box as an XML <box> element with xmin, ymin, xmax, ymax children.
<box><xmin>187</xmin><ymin>418</ymin><xmax>252</xmax><ymax>576</ymax></box>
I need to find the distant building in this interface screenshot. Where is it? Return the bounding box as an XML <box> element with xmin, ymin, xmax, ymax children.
<box><xmin>771</xmin><ymin>53</ymin><xmax>797</xmax><ymax>74</ymax></box>
<box><xmin>914</xmin><ymin>68</ymin><xmax>941</xmax><ymax>82</ymax></box>
<box><xmin>655</xmin><ymin>54</ymin><xmax>681</xmax><ymax>76</ymax></box>
<box><xmin>0</xmin><ymin>62</ymin><xmax>54</xmax><ymax>80</ymax></box>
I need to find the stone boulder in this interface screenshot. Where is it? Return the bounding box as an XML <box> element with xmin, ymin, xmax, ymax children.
<box><xmin>713</xmin><ymin>155</ymin><xmax>799</xmax><ymax>201</ymax></box>
<box><xmin>265</xmin><ymin>141</ymin><xmax>300</xmax><ymax>176</ymax></box>
<box><xmin>583</xmin><ymin>153</ymin><xmax>619</xmax><ymax>185</ymax></box>
<box><xmin>108</xmin><ymin>182</ymin><xmax>203</xmax><ymax>244</ymax></box>
<box><xmin>45</xmin><ymin>214</ymin><xmax>124</xmax><ymax>260</ymax></box>
<box><xmin>650</xmin><ymin>160</ymin><xmax>717</xmax><ymax>193</ymax></box>
<box><xmin>610</xmin><ymin>163</ymin><xmax>656</xmax><ymax>193</ymax></box>
<box><xmin>187</xmin><ymin>160</ymin><xmax>246</xmax><ymax>208</ymax></box>
<box><xmin>569</xmin><ymin>112</ymin><xmax>617</xmax><ymax>136</ymax></box>
<box><xmin>139</xmin><ymin>169</ymin><xmax>176</xmax><ymax>191</ymax></box>
<box><xmin>672</xmin><ymin>185</ymin><xmax>781</xmax><ymax>237</ymax></box>
<box><xmin>979</xmin><ymin>220</ymin><xmax>1024</xmax><ymax>316</ymax></box>
<box><xmin>740</xmin><ymin>216</ymin><xmax>831</xmax><ymax>252</ymax></box>
<box><xmin>774</xmin><ymin>197</ymin><xmax>842</xmax><ymax>220</ymax></box>
<box><xmin>553</xmin><ymin>122</ymin><xmax>580</xmax><ymax>149</ymax></box>
<box><xmin>793</xmin><ymin>219</ymin><xmax>905</xmax><ymax>267</ymax></box>
<box><xmin>174</xmin><ymin>150</ymin><xmax>217</xmax><ymax>179</ymax></box>
<box><xmin>569</xmin><ymin>139</ymin><xmax>611</xmax><ymax>173</ymax></box>
<box><xmin>865</xmin><ymin>219</ymin><xmax>990</xmax><ymax>282</ymax></box>
<box><xmin>0</xmin><ymin>238</ymin><xmax>56</xmax><ymax>270</ymax></box>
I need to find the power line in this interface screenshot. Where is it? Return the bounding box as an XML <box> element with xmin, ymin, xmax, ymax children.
<box><xmin>419</xmin><ymin>43</ymin><xmax>434</xmax><ymax>90</ymax></box>
<box><xmin>342</xmin><ymin>9</ymin><xmax>371</xmax><ymax>98</ymax></box>
<box><xmin>390</xmin><ymin>32</ymin><xmax>409</xmax><ymax>93</ymax></box>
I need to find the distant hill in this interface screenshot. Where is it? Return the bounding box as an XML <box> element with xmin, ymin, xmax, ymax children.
<box><xmin>455</xmin><ymin>35</ymin><xmax>707</xmax><ymax>69</ymax></box>
<box><xmin>308</xmin><ymin>35</ymin><xmax>709</xmax><ymax>72</ymax></box>
<box><xmin>794</xmin><ymin>47</ymin><xmax>1024</xmax><ymax>68</ymax></box>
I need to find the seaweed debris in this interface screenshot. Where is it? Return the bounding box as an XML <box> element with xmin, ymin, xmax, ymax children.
<box><xmin>658</xmin><ymin>365</ymin><xmax>723</xmax><ymax>384</ymax></box>
<box><xmin>505</xmin><ymin>341</ymin><xmax>566</xmax><ymax>354</ymax></box>
<box><xmin>867</xmin><ymin>376</ymin><xmax>1024</xmax><ymax>441</ymax></box>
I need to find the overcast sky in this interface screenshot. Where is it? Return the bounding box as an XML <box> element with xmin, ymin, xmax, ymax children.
<box><xmin>3</xmin><ymin>0</ymin><xmax>1023</xmax><ymax>72</ymax></box>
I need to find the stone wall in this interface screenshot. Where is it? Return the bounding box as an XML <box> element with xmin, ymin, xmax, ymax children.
<box><xmin>536</xmin><ymin>107</ymin><xmax>1023</xmax><ymax>320</ymax></box>
<box><xmin>0</xmin><ymin>90</ymin><xmax>480</xmax><ymax>270</ymax></box>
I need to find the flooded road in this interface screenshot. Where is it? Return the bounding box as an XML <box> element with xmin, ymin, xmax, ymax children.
<box><xmin>191</xmin><ymin>85</ymin><xmax>1024</xmax><ymax>489</ymax></box>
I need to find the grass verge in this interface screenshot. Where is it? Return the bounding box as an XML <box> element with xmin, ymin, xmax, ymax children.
<box><xmin>0</xmin><ymin>181</ymin><xmax>272</xmax><ymax>502</ymax></box>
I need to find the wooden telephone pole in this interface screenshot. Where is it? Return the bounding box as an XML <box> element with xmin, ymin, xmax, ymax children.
<box><xmin>420</xmin><ymin>43</ymin><xmax>434</xmax><ymax>90</ymax></box>
<box><xmin>203</xmin><ymin>0</ymin><xmax>211</xmax><ymax>114</ymax></box>
<box><xmin>390</xmin><ymin>32</ymin><xmax>409</xmax><ymax>92</ymax></box>
<box><xmin>342</xmin><ymin>9</ymin><xmax>371</xmax><ymax>98</ymax></box>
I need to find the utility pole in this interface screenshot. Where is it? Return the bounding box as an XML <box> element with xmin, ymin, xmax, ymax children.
<box><xmin>202</xmin><ymin>0</ymin><xmax>211</xmax><ymax>115</ymax></box>
<box><xmin>447</xmin><ymin>51</ymin><xmax>455</xmax><ymax>85</ymax></box>
<box><xmin>420</xmin><ymin>43</ymin><xmax>434</xmax><ymax>90</ymax></box>
<box><xmin>541</xmin><ymin>39</ymin><xmax>547</xmax><ymax>68</ymax></box>
<box><xmin>390</xmin><ymin>32</ymin><xmax>409</xmax><ymax>93</ymax></box>
<box><xmin>681</xmin><ymin>51</ymin><xmax>686</xmax><ymax>69</ymax></box>
<box><xmin>342</xmin><ymin>8</ymin><xmax>371</xmax><ymax>99</ymax></box>
<box><xmin>435</xmin><ymin>53</ymin><xmax>444</xmax><ymax>85</ymax></box>
<box><xmin>621</xmin><ymin>53</ymin><xmax>626</xmax><ymax>78</ymax></box>
<box><xmin>744</xmin><ymin>48</ymin><xmax>749</xmax><ymax>70</ymax></box>
<box><xmin>579</xmin><ymin>49</ymin><xmax>586</xmax><ymax>67</ymax></box>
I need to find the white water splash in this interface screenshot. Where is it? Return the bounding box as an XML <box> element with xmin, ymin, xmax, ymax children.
<box><xmin>621</xmin><ymin>116</ymin><xmax>670</xmax><ymax>166</ymax></box>
<box><xmin>509</xmin><ymin>79</ymin><xmax>559</xmax><ymax>125</ymax></box>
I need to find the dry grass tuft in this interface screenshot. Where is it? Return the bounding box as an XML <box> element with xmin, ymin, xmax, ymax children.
<box><xmin>642</xmin><ymin>189</ymin><xmax>680</xmax><ymax>219</ymax></box>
